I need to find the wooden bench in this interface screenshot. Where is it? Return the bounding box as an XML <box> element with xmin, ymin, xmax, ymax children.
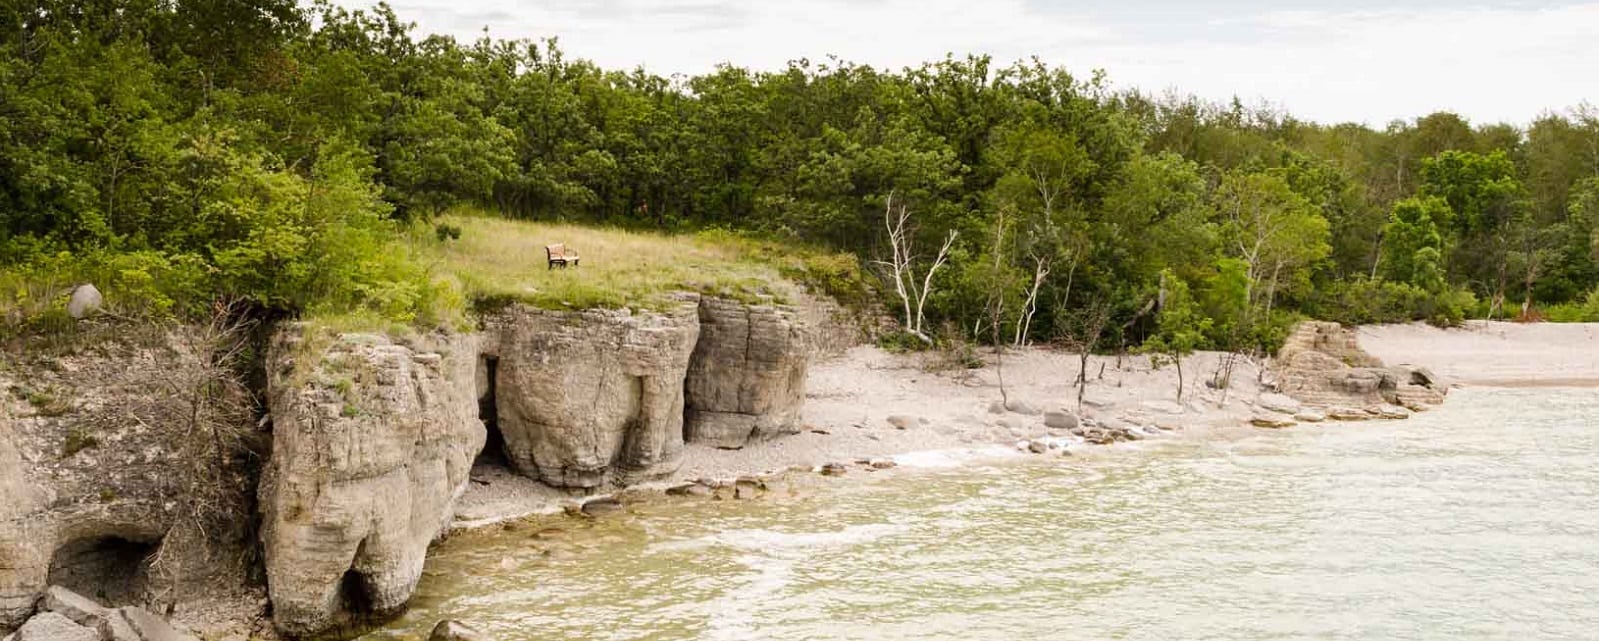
<box><xmin>545</xmin><ymin>243</ymin><xmax>580</xmax><ymax>269</ymax></box>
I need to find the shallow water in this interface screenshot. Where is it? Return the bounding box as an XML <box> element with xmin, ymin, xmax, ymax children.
<box><xmin>362</xmin><ymin>388</ymin><xmax>1599</xmax><ymax>641</ymax></box>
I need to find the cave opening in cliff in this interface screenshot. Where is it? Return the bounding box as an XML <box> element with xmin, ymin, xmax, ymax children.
<box><xmin>476</xmin><ymin>355</ymin><xmax>506</xmax><ymax>467</ymax></box>
<box><xmin>46</xmin><ymin>535</ymin><xmax>159</xmax><ymax>606</ymax></box>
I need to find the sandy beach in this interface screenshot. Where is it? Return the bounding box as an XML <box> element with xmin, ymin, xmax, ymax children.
<box><xmin>454</xmin><ymin>321</ymin><xmax>1599</xmax><ymax>528</ymax></box>
<box><xmin>1359</xmin><ymin>321</ymin><xmax>1599</xmax><ymax>387</ymax></box>
<box><xmin>453</xmin><ymin>346</ymin><xmax>1272</xmax><ymax>527</ymax></box>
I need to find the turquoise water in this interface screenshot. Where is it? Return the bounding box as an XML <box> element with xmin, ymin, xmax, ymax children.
<box><xmin>364</xmin><ymin>387</ymin><xmax>1599</xmax><ymax>640</ymax></box>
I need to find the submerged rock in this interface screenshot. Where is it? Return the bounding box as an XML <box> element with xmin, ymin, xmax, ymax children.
<box><xmin>429</xmin><ymin>619</ymin><xmax>487</xmax><ymax>641</ymax></box>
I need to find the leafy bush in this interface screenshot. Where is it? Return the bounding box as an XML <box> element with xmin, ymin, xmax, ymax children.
<box><xmin>1309</xmin><ymin>279</ymin><xmax>1475</xmax><ymax>327</ymax></box>
<box><xmin>1544</xmin><ymin>288</ymin><xmax>1599</xmax><ymax>322</ymax></box>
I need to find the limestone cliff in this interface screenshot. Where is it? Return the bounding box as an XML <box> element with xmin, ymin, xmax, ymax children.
<box><xmin>482</xmin><ymin>301</ymin><xmax>700</xmax><ymax>488</ymax></box>
<box><xmin>684</xmin><ymin>297</ymin><xmax>808</xmax><ymax>448</ymax></box>
<box><xmin>3</xmin><ymin>291</ymin><xmax>835</xmax><ymax>637</ymax></box>
<box><xmin>0</xmin><ymin>329</ymin><xmax>257</xmax><ymax>631</ymax></box>
<box><xmin>258</xmin><ymin>329</ymin><xmax>482</xmax><ymax>636</ymax></box>
<box><xmin>1274</xmin><ymin>321</ymin><xmax>1447</xmax><ymax>413</ymax></box>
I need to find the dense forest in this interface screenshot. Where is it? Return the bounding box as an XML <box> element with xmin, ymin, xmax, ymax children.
<box><xmin>5</xmin><ymin>0</ymin><xmax>1599</xmax><ymax>354</ymax></box>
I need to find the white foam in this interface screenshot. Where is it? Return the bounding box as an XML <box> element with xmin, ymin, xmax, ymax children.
<box><xmin>893</xmin><ymin>445</ymin><xmax>1019</xmax><ymax>468</ymax></box>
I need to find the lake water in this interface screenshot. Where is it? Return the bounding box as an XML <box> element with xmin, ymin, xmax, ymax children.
<box><xmin>362</xmin><ymin>387</ymin><xmax>1599</xmax><ymax>641</ymax></box>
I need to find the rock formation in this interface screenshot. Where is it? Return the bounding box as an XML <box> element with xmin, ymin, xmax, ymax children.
<box><xmin>0</xmin><ymin>329</ymin><xmax>254</xmax><ymax>632</ymax></box>
<box><xmin>258</xmin><ymin>329</ymin><xmax>483</xmax><ymax>636</ymax></box>
<box><xmin>3</xmin><ymin>291</ymin><xmax>830</xmax><ymax>638</ymax></box>
<box><xmin>684</xmin><ymin>297</ymin><xmax>809</xmax><ymax>448</ymax></box>
<box><xmin>483</xmin><ymin>301</ymin><xmax>700</xmax><ymax>488</ymax></box>
<box><xmin>0</xmin><ymin>402</ymin><xmax>46</xmax><ymax>630</ymax></box>
<box><xmin>1274</xmin><ymin>321</ymin><xmax>1447</xmax><ymax>413</ymax></box>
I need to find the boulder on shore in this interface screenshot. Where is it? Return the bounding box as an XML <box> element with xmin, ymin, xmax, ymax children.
<box><xmin>12</xmin><ymin>612</ymin><xmax>97</xmax><ymax>641</ymax></box>
<box><xmin>1043</xmin><ymin>410</ymin><xmax>1079</xmax><ymax>431</ymax></box>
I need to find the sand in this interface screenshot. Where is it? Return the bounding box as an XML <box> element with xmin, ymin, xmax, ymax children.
<box><xmin>1358</xmin><ymin>321</ymin><xmax>1599</xmax><ymax>387</ymax></box>
<box><xmin>453</xmin><ymin>346</ymin><xmax>1270</xmax><ymax>528</ymax></box>
<box><xmin>454</xmin><ymin>320</ymin><xmax>1599</xmax><ymax>527</ymax></box>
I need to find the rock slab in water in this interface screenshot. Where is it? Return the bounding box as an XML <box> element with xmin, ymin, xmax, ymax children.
<box><xmin>66</xmin><ymin>285</ymin><xmax>102</xmax><ymax>319</ymax></box>
<box><xmin>1250</xmin><ymin>412</ymin><xmax>1297</xmax><ymax>429</ymax></box>
<box><xmin>580</xmin><ymin>498</ymin><xmax>623</xmax><ymax>516</ymax></box>
<box><xmin>430</xmin><ymin>620</ymin><xmax>487</xmax><ymax>641</ymax></box>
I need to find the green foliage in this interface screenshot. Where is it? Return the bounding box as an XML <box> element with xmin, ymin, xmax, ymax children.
<box><xmin>1309</xmin><ymin>279</ymin><xmax>1476</xmax><ymax>327</ymax></box>
<box><xmin>1143</xmin><ymin>271</ymin><xmax>1210</xmax><ymax>360</ymax></box>
<box><xmin>876</xmin><ymin>330</ymin><xmax>933</xmax><ymax>353</ymax></box>
<box><xmin>1</xmin><ymin>0</ymin><xmax>1596</xmax><ymax>349</ymax></box>
<box><xmin>1380</xmin><ymin>197</ymin><xmax>1450</xmax><ymax>290</ymax></box>
<box><xmin>62</xmin><ymin>427</ymin><xmax>98</xmax><ymax>457</ymax></box>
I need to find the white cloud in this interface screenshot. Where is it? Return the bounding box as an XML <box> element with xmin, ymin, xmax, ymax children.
<box><xmin>363</xmin><ymin>0</ymin><xmax>1599</xmax><ymax>125</ymax></box>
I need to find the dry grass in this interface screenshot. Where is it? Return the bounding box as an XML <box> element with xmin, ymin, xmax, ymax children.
<box><xmin>411</xmin><ymin>213</ymin><xmax>805</xmax><ymax>312</ymax></box>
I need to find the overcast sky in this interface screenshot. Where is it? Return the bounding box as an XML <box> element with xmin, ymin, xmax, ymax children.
<box><xmin>348</xmin><ymin>0</ymin><xmax>1599</xmax><ymax>126</ymax></box>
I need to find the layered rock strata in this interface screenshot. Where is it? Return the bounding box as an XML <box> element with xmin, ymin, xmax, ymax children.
<box><xmin>1274</xmin><ymin>321</ymin><xmax>1447</xmax><ymax>412</ymax></box>
<box><xmin>0</xmin><ymin>331</ymin><xmax>252</xmax><ymax>631</ymax></box>
<box><xmin>258</xmin><ymin>330</ymin><xmax>483</xmax><ymax>636</ymax></box>
<box><xmin>684</xmin><ymin>298</ymin><xmax>809</xmax><ymax>448</ymax></box>
<box><xmin>482</xmin><ymin>301</ymin><xmax>701</xmax><ymax>488</ymax></box>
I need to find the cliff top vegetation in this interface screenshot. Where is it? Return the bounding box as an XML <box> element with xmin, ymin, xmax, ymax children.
<box><xmin>4</xmin><ymin>1</ymin><xmax>1599</xmax><ymax>353</ymax></box>
<box><xmin>413</xmin><ymin>212</ymin><xmax>867</xmax><ymax>316</ymax></box>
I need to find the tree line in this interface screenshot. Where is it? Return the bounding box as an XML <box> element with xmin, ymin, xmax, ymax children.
<box><xmin>4</xmin><ymin>0</ymin><xmax>1598</xmax><ymax>351</ymax></box>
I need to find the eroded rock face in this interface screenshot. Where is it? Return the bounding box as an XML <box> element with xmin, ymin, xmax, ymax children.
<box><xmin>0</xmin><ymin>405</ymin><xmax>47</xmax><ymax>630</ymax></box>
<box><xmin>1273</xmin><ymin>322</ymin><xmax>1447</xmax><ymax>413</ymax></box>
<box><xmin>484</xmin><ymin>302</ymin><xmax>700</xmax><ymax>488</ymax></box>
<box><xmin>684</xmin><ymin>298</ymin><xmax>809</xmax><ymax>448</ymax></box>
<box><xmin>259</xmin><ymin>329</ymin><xmax>482</xmax><ymax>637</ymax></box>
<box><xmin>0</xmin><ymin>330</ymin><xmax>253</xmax><ymax>631</ymax></box>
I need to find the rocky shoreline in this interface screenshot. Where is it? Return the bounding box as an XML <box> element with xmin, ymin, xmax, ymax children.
<box><xmin>0</xmin><ymin>313</ymin><xmax>1466</xmax><ymax>641</ymax></box>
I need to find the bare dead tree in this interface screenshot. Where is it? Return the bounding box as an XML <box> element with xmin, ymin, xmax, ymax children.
<box><xmin>986</xmin><ymin>208</ymin><xmax>1011</xmax><ymax>405</ymax></box>
<box><xmin>144</xmin><ymin>299</ymin><xmax>260</xmax><ymax>613</ymax></box>
<box><xmin>1061</xmin><ymin>298</ymin><xmax>1112</xmax><ymax>413</ymax></box>
<box><xmin>876</xmin><ymin>192</ymin><xmax>958</xmax><ymax>344</ymax></box>
<box><xmin>1012</xmin><ymin>253</ymin><xmax>1049</xmax><ymax>347</ymax></box>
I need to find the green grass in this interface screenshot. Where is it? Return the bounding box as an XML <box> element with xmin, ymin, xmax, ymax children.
<box><xmin>405</xmin><ymin>211</ymin><xmax>864</xmax><ymax>314</ymax></box>
<box><xmin>3</xmin><ymin>209</ymin><xmax>871</xmax><ymax>343</ymax></box>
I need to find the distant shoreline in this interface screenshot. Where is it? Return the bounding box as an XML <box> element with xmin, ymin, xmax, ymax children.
<box><xmin>1359</xmin><ymin>321</ymin><xmax>1599</xmax><ymax>387</ymax></box>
